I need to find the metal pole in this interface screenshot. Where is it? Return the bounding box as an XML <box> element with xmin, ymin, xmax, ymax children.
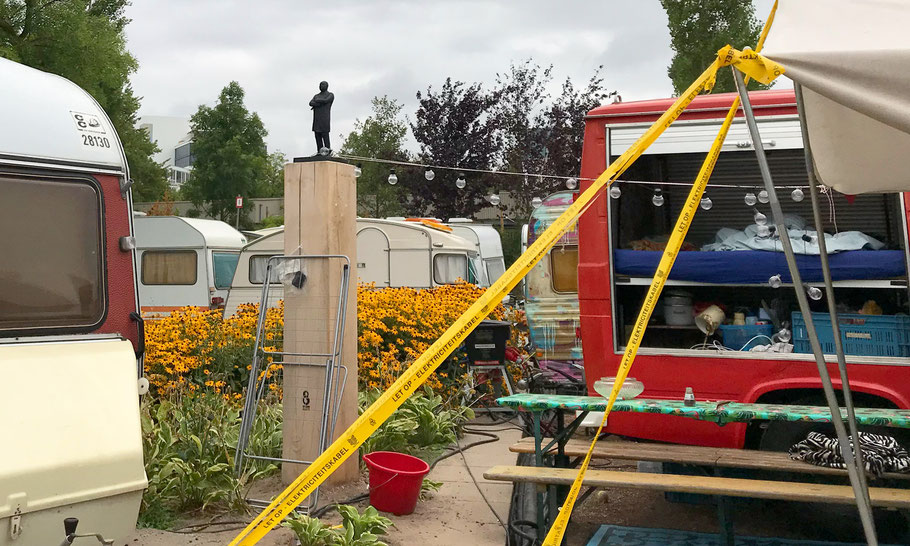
<box><xmin>234</xmin><ymin>259</ymin><xmax>274</xmax><ymax>473</ymax></box>
<box><xmin>794</xmin><ymin>81</ymin><xmax>873</xmax><ymax>506</ymax></box>
<box><xmin>733</xmin><ymin>69</ymin><xmax>877</xmax><ymax>545</ymax></box>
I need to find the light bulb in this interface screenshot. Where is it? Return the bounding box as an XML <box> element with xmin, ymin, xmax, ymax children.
<box><xmin>807</xmin><ymin>285</ymin><xmax>823</xmax><ymax>301</ymax></box>
<box><xmin>700</xmin><ymin>196</ymin><xmax>713</xmax><ymax>210</ymax></box>
<box><xmin>778</xmin><ymin>328</ymin><xmax>792</xmax><ymax>343</ymax></box>
<box><xmin>744</xmin><ymin>192</ymin><xmax>757</xmax><ymax>206</ymax></box>
<box><xmin>387</xmin><ymin>170</ymin><xmax>398</xmax><ymax>185</ymax></box>
<box><xmin>769</xmin><ymin>274</ymin><xmax>782</xmax><ymax>288</ymax></box>
<box><xmin>652</xmin><ymin>189</ymin><xmax>664</xmax><ymax>207</ymax></box>
<box><xmin>566</xmin><ymin>177</ymin><xmax>578</xmax><ymax>190</ymax></box>
<box><xmin>319</xmin><ymin>146</ymin><xmax>330</xmax><ymax>156</ymax></box>
<box><xmin>757</xmin><ymin>224</ymin><xmax>771</xmax><ymax>237</ymax></box>
<box><xmin>489</xmin><ymin>193</ymin><xmax>501</xmax><ymax>206</ymax></box>
<box><xmin>609</xmin><ymin>185</ymin><xmax>621</xmax><ymax>199</ymax></box>
<box><xmin>424</xmin><ymin>169</ymin><xmax>435</xmax><ymax>181</ymax></box>
<box><xmin>758</xmin><ymin>189</ymin><xmax>770</xmax><ymax>203</ymax></box>
<box><xmin>754</xmin><ymin>210</ymin><xmax>768</xmax><ymax>226</ymax></box>
<box><xmin>354</xmin><ymin>164</ymin><xmax>362</xmax><ymax>178</ymax></box>
<box><xmin>455</xmin><ymin>173</ymin><xmax>466</xmax><ymax>189</ymax></box>
<box><xmin>791</xmin><ymin>188</ymin><xmax>804</xmax><ymax>202</ymax></box>
<box><xmin>531</xmin><ymin>197</ymin><xmax>543</xmax><ymax>208</ymax></box>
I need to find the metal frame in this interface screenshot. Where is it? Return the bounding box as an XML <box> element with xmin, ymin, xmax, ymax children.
<box><xmin>734</xmin><ymin>69</ymin><xmax>877</xmax><ymax>545</ymax></box>
<box><xmin>234</xmin><ymin>254</ymin><xmax>352</xmax><ymax>513</ymax></box>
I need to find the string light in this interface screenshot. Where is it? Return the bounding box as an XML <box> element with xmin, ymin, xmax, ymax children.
<box><xmin>424</xmin><ymin>168</ymin><xmax>435</xmax><ymax>181</ymax></box>
<box><xmin>652</xmin><ymin>188</ymin><xmax>664</xmax><ymax>207</ymax></box>
<box><xmin>455</xmin><ymin>173</ymin><xmax>466</xmax><ymax>189</ymax></box>
<box><xmin>758</xmin><ymin>189</ymin><xmax>770</xmax><ymax>203</ymax></box>
<box><xmin>754</xmin><ymin>210</ymin><xmax>768</xmax><ymax>226</ymax></box>
<box><xmin>791</xmin><ymin>188</ymin><xmax>804</xmax><ymax>202</ymax></box>
<box><xmin>700</xmin><ymin>196</ymin><xmax>713</xmax><ymax>210</ymax></box>
<box><xmin>354</xmin><ymin>164</ymin><xmax>362</xmax><ymax>178</ymax></box>
<box><xmin>609</xmin><ymin>185</ymin><xmax>621</xmax><ymax>199</ymax></box>
<box><xmin>778</xmin><ymin>328</ymin><xmax>792</xmax><ymax>343</ymax></box>
<box><xmin>488</xmin><ymin>193</ymin><xmax>501</xmax><ymax>206</ymax></box>
<box><xmin>388</xmin><ymin>169</ymin><xmax>398</xmax><ymax>185</ymax></box>
<box><xmin>768</xmin><ymin>274</ymin><xmax>782</xmax><ymax>288</ymax></box>
<box><xmin>334</xmin><ymin>155</ymin><xmax>813</xmax><ymax>194</ymax></box>
<box><xmin>807</xmin><ymin>285</ymin><xmax>823</xmax><ymax>301</ymax></box>
<box><xmin>531</xmin><ymin>196</ymin><xmax>543</xmax><ymax>208</ymax></box>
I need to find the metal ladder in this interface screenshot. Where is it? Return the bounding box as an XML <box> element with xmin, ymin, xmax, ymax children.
<box><xmin>234</xmin><ymin>254</ymin><xmax>351</xmax><ymax>513</ymax></box>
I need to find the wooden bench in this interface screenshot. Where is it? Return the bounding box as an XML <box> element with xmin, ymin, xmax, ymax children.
<box><xmin>509</xmin><ymin>436</ymin><xmax>910</xmax><ymax>481</ymax></box>
<box><xmin>484</xmin><ymin>465</ymin><xmax>910</xmax><ymax>508</ymax></box>
<box><xmin>491</xmin><ymin>437</ymin><xmax>910</xmax><ymax>544</ymax></box>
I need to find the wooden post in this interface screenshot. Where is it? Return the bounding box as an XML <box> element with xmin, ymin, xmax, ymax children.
<box><xmin>282</xmin><ymin>158</ymin><xmax>359</xmax><ymax>485</ymax></box>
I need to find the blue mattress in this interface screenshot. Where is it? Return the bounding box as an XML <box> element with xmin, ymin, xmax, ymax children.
<box><xmin>613</xmin><ymin>250</ymin><xmax>907</xmax><ymax>284</ymax></box>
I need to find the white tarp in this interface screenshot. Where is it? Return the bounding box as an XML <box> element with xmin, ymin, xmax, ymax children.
<box><xmin>763</xmin><ymin>0</ymin><xmax>910</xmax><ymax>194</ymax></box>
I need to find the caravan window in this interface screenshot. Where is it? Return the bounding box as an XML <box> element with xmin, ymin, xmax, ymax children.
<box><xmin>433</xmin><ymin>254</ymin><xmax>468</xmax><ymax>284</ymax></box>
<box><xmin>142</xmin><ymin>251</ymin><xmax>197</xmax><ymax>285</ymax></box>
<box><xmin>213</xmin><ymin>252</ymin><xmax>240</xmax><ymax>289</ymax></box>
<box><xmin>551</xmin><ymin>246</ymin><xmax>578</xmax><ymax>293</ymax></box>
<box><xmin>0</xmin><ymin>175</ymin><xmax>105</xmax><ymax>332</ymax></box>
<box><xmin>249</xmin><ymin>255</ymin><xmax>280</xmax><ymax>284</ymax></box>
<box><xmin>485</xmin><ymin>259</ymin><xmax>506</xmax><ymax>283</ymax></box>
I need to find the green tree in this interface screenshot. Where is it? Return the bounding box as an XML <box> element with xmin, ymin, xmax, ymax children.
<box><xmin>256</xmin><ymin>151</ymin><xmax>286</xmax><ymax>198</ymax></box>
<box><xmin>661</xmin><ymin>0</ymin><xmax>764</xmax><ymax>94</ymax></box>
<box><xmin>340</xmin><ymin>96</ymin><xmax>409</xmax><ymax>218</ymax></box>
<box><xmin>0</xmin><ymin>0</ymin><xmax>168</xmax><ymax>201</ymax></box>
<box><xmin>184</xmin><ymin>81</ymin><xmax>269</xmax><ymax>227</ymax></box>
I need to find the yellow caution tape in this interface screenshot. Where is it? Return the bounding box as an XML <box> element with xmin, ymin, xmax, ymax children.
<box><xmin>227</xmin><ymin>51</ymin><xmax>728</xmax><ymax>546</ymax></box>
<box><xmin>540</xmin><ymin>8</ymin><xmax>782</xmax><ymax>543</ymax></box>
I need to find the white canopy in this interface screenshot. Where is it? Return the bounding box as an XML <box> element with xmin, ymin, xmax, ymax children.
<box><xmin>763</xmin><ymin>0</ymin><xmax>910</xmax><ymax>194</ymax></box>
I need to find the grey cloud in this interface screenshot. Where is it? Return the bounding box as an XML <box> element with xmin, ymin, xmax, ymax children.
<box><xmin>127</xmin><ymin>0</ymin><xmax>775</xmax><ymax>157</ymax></box>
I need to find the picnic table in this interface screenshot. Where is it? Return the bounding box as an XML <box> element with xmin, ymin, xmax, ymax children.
<box><xmin>487</xmin><ymin>393</ymin><xmax>910</xmax><ymax>545</ymax></box>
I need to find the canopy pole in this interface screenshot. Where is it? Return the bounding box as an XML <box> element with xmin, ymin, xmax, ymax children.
<box><xmin>794</xmin><ymin>81</ymin><xmax>874</xmax><ymax>506</ymax></box>
<box><xmin>733</xmin><ymin>69</ymin><xmax>878</xmax><ymax>546</ymax></box>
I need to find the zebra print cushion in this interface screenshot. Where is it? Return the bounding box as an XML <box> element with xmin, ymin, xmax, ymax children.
<box><xmin>789</xmin><ymin>431</ymin><xmax>910</xmax><ymax>477</ymax></box>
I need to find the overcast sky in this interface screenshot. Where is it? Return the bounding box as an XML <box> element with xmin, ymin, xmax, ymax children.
<box><xmin>125</xmin><ymin>0</ymin><xmax>775</xmax><ymax>157</ymax></box>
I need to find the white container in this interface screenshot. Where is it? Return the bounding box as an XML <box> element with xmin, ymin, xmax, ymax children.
<box><xmin>663</xmin><ymin>293</ymin><xmax>694</xmax><ymax>326</ymax></box>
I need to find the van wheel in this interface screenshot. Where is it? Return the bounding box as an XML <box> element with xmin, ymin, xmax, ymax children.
<box><xmin>758</xmin><ymin>394</ymin><xmax>906</xmax><ymax>452</ymax></box>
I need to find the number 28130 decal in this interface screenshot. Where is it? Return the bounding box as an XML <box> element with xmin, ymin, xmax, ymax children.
<box><xmin>82</xmin><ymin>134</ymin><xmax>111</xmax><ymax>148</ymax></box>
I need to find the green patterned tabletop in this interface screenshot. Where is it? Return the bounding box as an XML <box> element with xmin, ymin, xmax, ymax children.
<box><xmin>496</xmin><ymin>393</ymin><xmax>910</xmax><ymax>428</ymax></box>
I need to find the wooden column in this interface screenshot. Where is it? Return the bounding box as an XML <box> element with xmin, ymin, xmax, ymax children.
<box><xmin>282</xmin><ymin>159</ymin><xmax>359</xmax><ymax>485</ymax></box>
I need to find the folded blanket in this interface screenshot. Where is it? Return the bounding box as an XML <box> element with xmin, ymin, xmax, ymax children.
<box><xmin>789</xmin><ymin>431</ymin><xmax>910</xmax><ymax>477</ymax></box>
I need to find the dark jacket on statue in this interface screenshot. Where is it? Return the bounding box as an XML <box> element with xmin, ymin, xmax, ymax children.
<box><xmin>310</xmin><ymin>92</ymin><xmax>334</xmax><ymax>133</ymax></box>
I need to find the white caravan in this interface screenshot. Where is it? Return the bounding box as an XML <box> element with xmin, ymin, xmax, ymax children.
<box><xmin>133</xmin><ymin>215</ymin><xmax>246</xmax><ymax>316</ymax></box>
<box><xmin>224</xmin><ymin>218</ymin><xmax>477</xmax><ymax>317</ymax></box>
<box><xmin>447</xmin><ymin>219</ymin><xmax>507</xmax><ymax>287</ymax></box>
<box><xmin>0</xmin><ymin>57</ymin><xmax>146</xmax><ymax>545</ymax></box>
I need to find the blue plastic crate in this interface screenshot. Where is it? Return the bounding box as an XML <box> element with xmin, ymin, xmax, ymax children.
<box><xmin>718</xmin><ymin>323</ymin><xmax>774</xmax><ymax>351</ymax></box>
<box><xmin>792</xmin><ymin>312</ymin><xmax>910</xmax><ymax>357</ymax></box>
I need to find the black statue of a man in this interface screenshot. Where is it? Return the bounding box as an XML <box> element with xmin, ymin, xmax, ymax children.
<box><xmin>310</xmin><ymin>81</ymin><xmax>334</xmax><ymax>155</ymax></box>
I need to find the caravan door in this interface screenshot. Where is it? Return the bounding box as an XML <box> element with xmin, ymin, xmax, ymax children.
<box><xmin>357</xmin><ymin>227</ymin><xmax>391</xmax><ymax>287</ymax></box>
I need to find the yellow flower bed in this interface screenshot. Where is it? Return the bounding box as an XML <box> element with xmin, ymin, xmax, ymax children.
<box><xmin>144</xmin><ymin>283</ymin><xmax>520</xmax><ymax>403</ymax></box>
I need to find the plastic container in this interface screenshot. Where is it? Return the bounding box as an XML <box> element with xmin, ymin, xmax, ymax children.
<box><xmin>791</xmin><ymin>312</ymin><xmax>910</xmax><ymax>357</ymax></box>
<box><xmin>718</xmin><ymin>323</ymin><xmax>774</xmax><ymax>351</ymax></box>
<box><xmin>663</xmin><ymin>293</ymin><xmax>694</xmax><ymax>326</ymax></box>
<box><xmin>363</xmin><ymin>451</ymin><xmax>430</xmax><ymax>515</ymax></box>
<box><xmin>593</xmin><ymin>377</ymin><xmax>645</xmax><ymax>399</ymax></box>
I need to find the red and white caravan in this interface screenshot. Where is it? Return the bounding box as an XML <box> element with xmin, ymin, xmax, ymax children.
<box><xmin>0</xmin><ymin>57</ymin><xmax>147</xmax><ymax>544</ymax></box>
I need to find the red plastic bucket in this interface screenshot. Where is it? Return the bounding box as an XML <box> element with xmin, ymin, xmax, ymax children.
<box><xmin>362</xmin><ymin>451</ymin><xmax>430</xmax><ymax>515</ymax></box>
